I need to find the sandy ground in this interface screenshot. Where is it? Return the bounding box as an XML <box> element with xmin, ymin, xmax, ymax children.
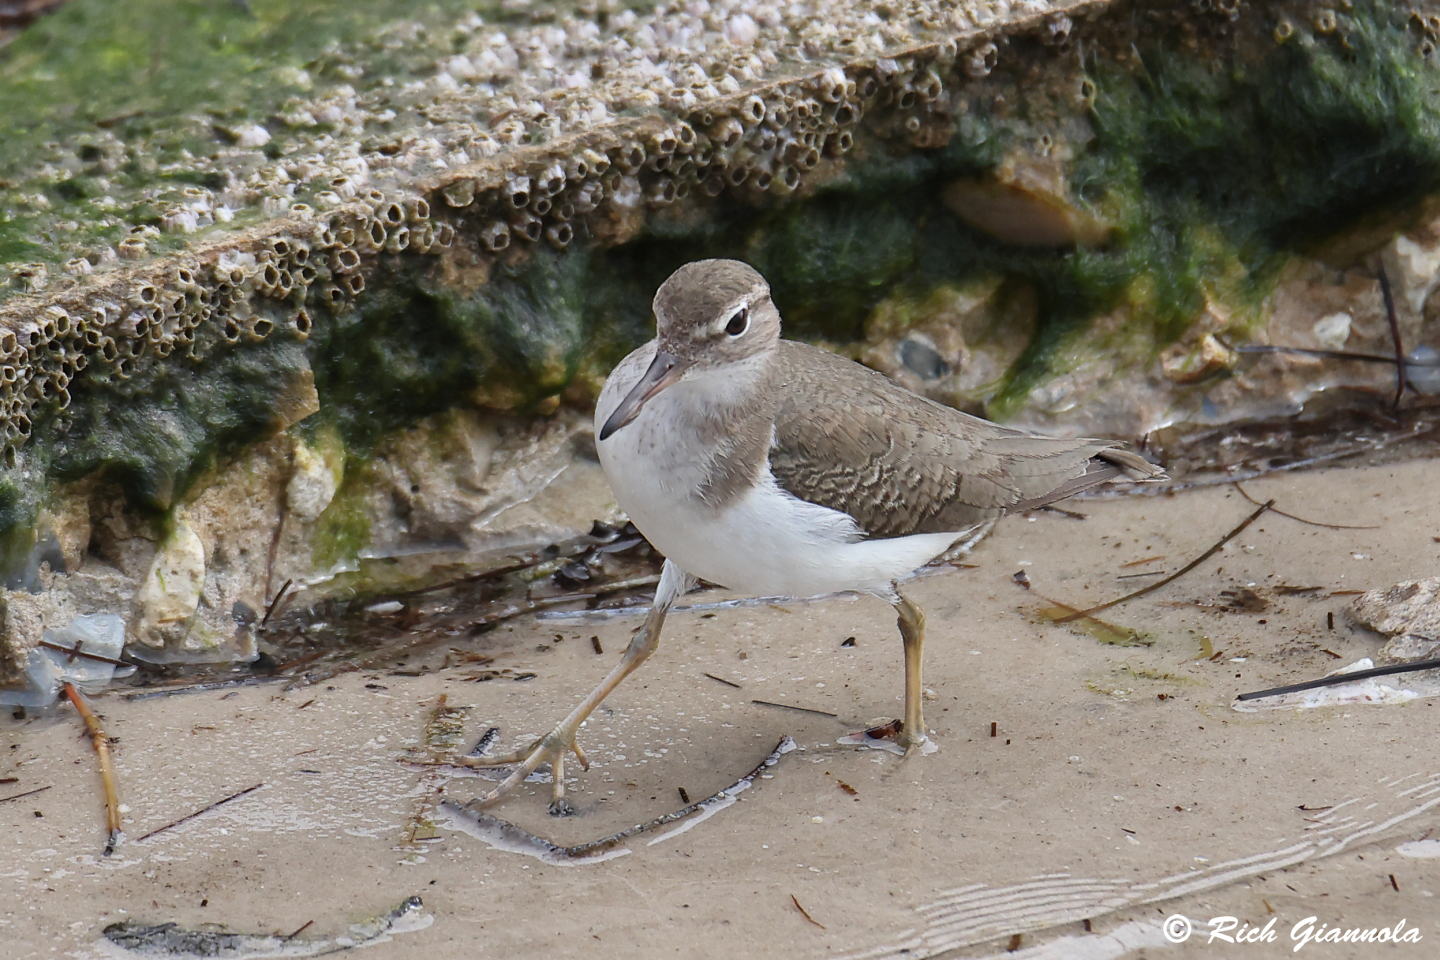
<box><xmin>4</xmin><ymin>458</ymin><xmax>1440</xmax><ymax>960</ymax></box>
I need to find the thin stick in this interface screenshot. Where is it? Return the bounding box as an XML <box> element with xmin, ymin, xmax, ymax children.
<box><xmin>1231</xmin><ymin>343</ymin><xmax>1397</xmax><ymax>364</ymax></box>
<box><xmin>121</xmin><ymin>676</ymin><xmax>285</xmax><ymax>701</ymax></box>
<box><xmin>1054</xmin><ymin>500</ymin><xmax>1273</xmax><ymax>623</ymax></box>
<box><xmin>1237</xmin><ymin>656</ymin><xmax>1440</xmax><ymax>701</ymax></box>
<box><xmin>791</xmin><ymin>894</ymin><xmax>826</xmax><ymax>929</ymax></box>
<box><xmin>36</xmin><ymin>640</ymin><xmax>130</xmax><ymax>667</ymax></box>
<box><xmin>399</xmin><ymin>559</ymin><xmax>538</xmax><ymax>597</ymax></box>
<box><xmin>751</xmin><ymin>699</ymin><xmax>838</xmax><ymax>718</ymax></box>
<box><xmin>1378</xmin><ymin>263</ymin><xmax>1407</xmax><ymax>407</ymax></box>
<box><xmin>704</xmin><ymin>672</ymin><xmax>741</xmax><ymax>688</ymax></box>
<box><xmin>63</xmin><ymin>682</ymin><xmax>122</xmax><ymax>855</ymax></box>
<box><xmin>284</xmin><ymin>919</ymin><xmax>315</xmax><ymax>941</ymax></box>
<box><xmin>0</xmin><ymin>785</ymin><xmax>52</xmax><ymax>804</ymax></box>
<box><xmin>261</xmin><ymin>579</ymin><xmax>294</xmax><ymax>628</ymax></box>
<box><xmin>1232</xmin><ymin>481</ymin><xmax>1379</xmax><ymax>531</ymax></box>
<box><xmin>135</xmin><ymin>782</ymin><xmax>264</xmax><ymax>842</ymax></box>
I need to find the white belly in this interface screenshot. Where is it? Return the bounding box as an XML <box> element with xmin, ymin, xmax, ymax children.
<box><xmin>595</xmin><ymin>344</ymin><xmax>974</xmax><ymax>597</ymax></box>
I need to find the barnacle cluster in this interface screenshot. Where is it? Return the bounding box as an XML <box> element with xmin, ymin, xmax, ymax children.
<box><xmin>0</xmin><ymin>0</ymin><xmax>1097</xmax><ymax>466</ymax></box>
<box><xmin>0</xmin><ymin>194</ymin><xmax>456</xmax><ymax>466</ymax></box>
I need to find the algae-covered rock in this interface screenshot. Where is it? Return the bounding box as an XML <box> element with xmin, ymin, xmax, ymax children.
<box><xmin>4</xmin><ymin>0</ymin><xmax>1440</xmax><ymax>673</ymax></box>
<box><xmin>134</xmin><ymin>513</ymin><xmax>206</xmax><ymax>649</ymax></box>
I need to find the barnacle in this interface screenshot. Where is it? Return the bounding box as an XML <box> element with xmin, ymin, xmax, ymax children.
<box><xmin>479</xmin><ymin>220</ymin><xmax>512</xmax><ymax>252</ymax></box>
<box><xmin>510</xmin><ymin>212</ymin><xmax>543</xmax><ymax>242</ymax></box>
<box><xmin>964</xmin><ymin>42</ymin><xmax>999</xmax><ymax>79</ymax></box>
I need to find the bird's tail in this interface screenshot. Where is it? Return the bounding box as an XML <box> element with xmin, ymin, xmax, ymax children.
<box><xmin>1096</xmin><ymin>446</ymin><xmax>1168</xmax><ymax>482</ymax></box>
<box><xmin>1010</xmin><ymin>445</ymin><xmax>1166</xmax><ymax>512</ymax></box>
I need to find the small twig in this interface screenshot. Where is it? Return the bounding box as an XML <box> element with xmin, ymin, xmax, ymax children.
<box><xmin>36</xmin><ymin>640</ymin><xmax>131</xmax><ymax>667</ymax></box>
<box><xmin>275</xmin><ymin>649</ymin><xmax>328</xmax><ymax>674</ymax></box>
<box><xmin>1378</xmin><ymin>263</ymin><xmax>1408</xmax><ymax>408</ymax></box>
<box><xmin>122</xmin><ymin>676</ymin><xmax>285</xmax><ymax>700</ymax></box>
<box><xmin>400</xmin><ymin>558</ymin><xmax>540</xmax><ymax>597</ymax></box>
<box><xmin>1039</xmin><ymin>504</ymin><xmax>1087</xmax><ymax>520</ymax></box>
<box><xmin>703</xmin><ymin>672</ymin><xmax>741</xmax><ymax>689</ymax></box>
<box><xmin>791</xmin><ymin>894</ymin><xmax>826</xmax><ymax>929</ymax></box>
<box><xmin>63</xmin><ymin>683</ymin><xmax>122</xmax><ymax>855</ymax></box>
<box><xmin>0</xmin><ymin>785</ymin><xmax>52</xmax><ymax>804</ymax></box>
<box><xmin>1233</xmin><ymin>481</ymin><xmax>1379</xmax><ymax>531</ymax></box>
<box><xmin>751</xmin><ymin>699</ymin><xmax>838</xmax><ymax>718</ymax></box>
<box><xmin>135</xmin><ymin>782</ymin><xmax>264</xmax><ymax>842</ymax></box>
<box><xmin>285</xmin><ymin>919</ymin><xmax>315</xmax><ymax>941</ymax></box>
<box><xmin>1237</xmin><ymin>656</ymin><xmax>1440</xmax><ymax>702</ymax></box>
<box><xmin>1230</xmin><ymin>343</ymin><xmax>1396</xmax><ymax>364</ymax></box>
<box><xmin>1055</xmin><ymin>500</ymin><xmax>1273</xmax><ymax>623</ymax></box>
<box><xmin>261</xmin><ymin>579</ymin><xmax>294</xmax><ymax>628</ymax></box>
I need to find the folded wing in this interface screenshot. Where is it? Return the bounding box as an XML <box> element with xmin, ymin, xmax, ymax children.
<box><xmin>767</xmin><ymin>342</ymin><xmax>1163</xmax><ymax>539</ymax></box>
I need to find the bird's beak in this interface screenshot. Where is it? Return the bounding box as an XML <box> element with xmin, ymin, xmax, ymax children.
<box><xmin>599</xmin><ymin>350</ymin><xmax>691</xmax><ymax>441</ymax></box>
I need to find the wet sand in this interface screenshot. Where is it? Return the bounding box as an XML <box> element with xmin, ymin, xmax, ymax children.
<box><xmin>4</xmin><ymin>458</ymin><xmax>1440</xmax><ymax>959</ymax></box>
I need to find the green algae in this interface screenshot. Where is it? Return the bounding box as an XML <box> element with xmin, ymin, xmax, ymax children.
<box><xmin>50</xmin><ymin>338</ymin><xmax>315</xmax><ymax>510</ymax></box>
<box><xmin>0</xmin><ymin>0</ymin><xmax>500</xmax><ymax>289</ymax></box>
<box><xmin>305</xmin><ymin>246</ymin><xmax>594</xmax><ymax>454</ymax></box>
<box><xmin>311</xmin><ymin>463</ymin><xmax>373</xmax><ymax>571</ymax></box>
<box><xmin>0</xmin><ymin>0</ymin><xmax>483</xmax><ymax>171</ymax></box>
<box><xmin>850</xmin><ymin>0</ymin><xmax>1440</xmax><ymax>414</ymax></box>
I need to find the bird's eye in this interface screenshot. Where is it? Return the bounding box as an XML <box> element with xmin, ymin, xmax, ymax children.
<box><xmin>725</xmin><ymin>307</ymin><xmax>749</xmax><ymax>337</ymax></box>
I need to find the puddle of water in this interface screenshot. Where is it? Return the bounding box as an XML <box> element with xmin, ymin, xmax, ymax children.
<box><xmin>439</xmin><ymin>736</ymin><xmax>797</xmax><ymax>865</ymax></box>
<box><xmin>1396</xmin><ymin>839</ymin><xmax>1440</xmax><ymax>858</ymax></box>
<box><xmin>96</xmin><ymin>895</ymin><xmax>431</xmax><ymax>959</ymax></box>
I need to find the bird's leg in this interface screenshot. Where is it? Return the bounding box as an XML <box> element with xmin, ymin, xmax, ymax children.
<box><xmin>894</xmin><ymin>589</ymin><xmax>929</xmax><ymax>751</ymax></box>
<box><xmin>841</xmin><ymin>587</ymin><xmax>931</xmax><ymax>752</ymax></box>
<box><xmin>460</xmin><ymin>559</ymin><xmax>695</xmax><ymax>815</ymax></box>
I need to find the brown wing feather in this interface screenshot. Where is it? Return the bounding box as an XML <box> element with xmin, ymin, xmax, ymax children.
<box><xmin>766</xmin><ymin>341</ymin><xmax>1162</xmax><ymax>538</ymax></box>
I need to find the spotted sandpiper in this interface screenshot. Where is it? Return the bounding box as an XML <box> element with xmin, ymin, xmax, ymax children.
<box><xmin>466</xmin><ymin>259</ymin><xmax>1164</xmax><ymax>814</ymax></box>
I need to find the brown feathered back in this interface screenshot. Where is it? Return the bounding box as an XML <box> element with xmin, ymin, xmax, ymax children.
<box><xmin>766</xmin><ymin>341</ymin><xmax>1162</xmax><ymax>538</ymax></box>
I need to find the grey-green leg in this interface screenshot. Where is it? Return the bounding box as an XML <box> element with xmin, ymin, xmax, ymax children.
<box><xmin>460</xmin><ymin>559</ymin><xmax>695</xmax><ymax>815</ymax></box>
<box><xmin>894</xmin><ymin>588</ymin><xmax>928</xmax><ymax>751</ymax></box>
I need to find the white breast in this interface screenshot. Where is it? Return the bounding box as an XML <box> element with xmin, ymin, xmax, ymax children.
<box><xmin>595</xmin><ymin>343</ymin><xmax>975</xmax><ymax>598</ymax></box>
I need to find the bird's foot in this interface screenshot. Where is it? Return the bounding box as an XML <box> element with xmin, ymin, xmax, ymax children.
<box><xmin>455</xmin><ymin>728</ymin><xmax>591</xmax><ymax>816</ymax></box>
<box><xmin>838</xmin><ymin>719</ymin><xmax>936</xmax><ymax>756</ymax></box>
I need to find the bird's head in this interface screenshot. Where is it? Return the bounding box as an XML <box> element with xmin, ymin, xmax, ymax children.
<box><xmin>599</xmin><ymin>259</ymin><xmax>780</xmax><ymax>440</ymax></box>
